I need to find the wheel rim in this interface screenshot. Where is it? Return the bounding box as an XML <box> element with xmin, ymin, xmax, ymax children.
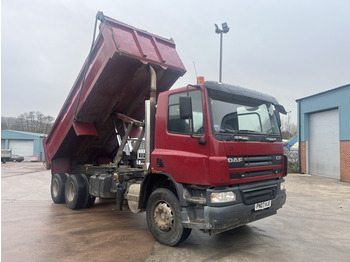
<box><xmin>52</xmin><ymin>179</ymin><xmax>59</xmax><ymax>198</ymax></box>
<box><xmin>66</xmin><ymin>181</ymin><xmax>75</xmax><ymax>202</ymax></box>
<box><xmin>154</xmin><ymin>202</ymin><xmax>174</xmax><ymax>232</ymax></box>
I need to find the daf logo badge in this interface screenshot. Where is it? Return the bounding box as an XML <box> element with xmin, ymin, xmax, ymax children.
<box><xmin>228</xmin><ymin>157</ymin><xmax>243</xmax><ymax>163</ymax></box>
<box><xmin>276</xmin><ymin>156</ymin><xmax>282</xmax><ymax>160</ymax></box>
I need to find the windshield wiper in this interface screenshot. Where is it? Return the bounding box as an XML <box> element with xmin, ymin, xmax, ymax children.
<box><xmin>226</xmin><ymin>130</ymin><xmax>263</xmax><ymax>141</ymax></box>
<box><xmin>264</xmin><ymin>133</ymin><xmax>281</xmax><ymax>142</ymax></box>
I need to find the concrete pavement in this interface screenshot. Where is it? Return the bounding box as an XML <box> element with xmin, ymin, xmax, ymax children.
<box><xmin>2</xmin><ymin>162</ymin><xmax>350</xmax><ymax>261</ymax></box>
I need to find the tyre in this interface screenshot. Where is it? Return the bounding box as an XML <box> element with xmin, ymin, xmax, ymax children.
<box><xmin>51</xmin><ymin>173</ymin><xmax>67</xmax><ymax>203</ymax></box>
<box><xmin>65</xmin><ymin>174</ymin><xmax>86</xmax><ymax>210</ymax></box>
<box><xmin>84</xmin><ymin>195</ymin><xmax>96</xmax><ymax>208</ymax></box>
<box><xmin>82</xmin><ymin>174</ymin><xmax>96</xmax><ymax>208</ymax></box>
<box><xmin>146</xmin><ymin>188</ymin><xmax>192</xmax><ymax>246</ymax></box>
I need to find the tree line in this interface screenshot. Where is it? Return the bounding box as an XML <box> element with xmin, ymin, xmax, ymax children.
<box><xmin>280</xmin><ymin>118</ymin><xmax>297</xmax><ymax>140</ymax></box>
<box><xmin>1</xmin><ymin>111</ymin><xmax>55</xmax><ymax>134</ymax></box>
<box><xmin>1</xmin><ymin>110</ymin><xmax>296</xmax><ymax>138</ymax></box>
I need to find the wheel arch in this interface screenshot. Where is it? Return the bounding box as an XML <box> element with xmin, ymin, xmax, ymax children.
<box><xmin>139</xmin><ymin>171</ymin><xmax>186</xmax><ymax>209</ymax></box>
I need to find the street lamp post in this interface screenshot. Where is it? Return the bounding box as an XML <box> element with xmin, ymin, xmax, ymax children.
<box><xmin>215</xmin><ymin>23</ymin><xmax>229</xmax><ymax>83</ymax></box>
<box><xmin>287</xmin><ymin>111</ymin><xmax>291</xmax><ymax>139</ymax></box>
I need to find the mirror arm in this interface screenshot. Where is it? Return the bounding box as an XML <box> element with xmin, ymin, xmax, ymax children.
<box><xmin>184</xmin><ymin>84</ymin><xmax>206</xmax><ymax>144</ymax></box>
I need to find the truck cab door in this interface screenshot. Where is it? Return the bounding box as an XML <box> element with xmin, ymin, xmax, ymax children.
<box><xmin>152</xmin><ymin>89</ymin><xmax>210</xmax><ymax>185</ymax></box>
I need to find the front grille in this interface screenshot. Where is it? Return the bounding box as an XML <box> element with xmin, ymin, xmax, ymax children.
<box><xmin>227</xmin><ymin>155</ymin><xmax>283</xmax><ymax>169</ymax></box>
<box><xmin>228</xmin><ymin>155</ymin><xmax>283</xmax><ymax>180</ymax></box>
<box><xmin>240</xmin><ymin>184</ymin><xmax>278</xmax><ymax>205</ymax></box>
<box><xmin>230</xmin><ymin>168</ymin><xmax>282</xmax><ymax>179</ymax></box>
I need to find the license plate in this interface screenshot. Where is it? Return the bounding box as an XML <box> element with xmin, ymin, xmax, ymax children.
<box><xmin>254</xmin><ymin>200</ymin><xmax>271</xmax><ymax>211</ymax></box>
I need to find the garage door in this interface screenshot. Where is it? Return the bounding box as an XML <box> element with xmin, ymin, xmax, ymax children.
<box><xmin>9</xmin><ymin>140</ymin><xmax>34</xmax><ymax>161</ymax></box>
<box><xmin>308</xmin><ymin>109</ymin><xmax>340</xmax><ymax>179</ymax></box>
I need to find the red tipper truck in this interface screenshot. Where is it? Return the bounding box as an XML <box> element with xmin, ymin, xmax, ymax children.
<box><xmin>43</xmin><ymin>12</ymin><xmax>288</xmax><ymax>246</ymax></box>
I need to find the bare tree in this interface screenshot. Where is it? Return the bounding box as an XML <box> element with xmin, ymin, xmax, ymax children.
<box><xmin>280</xmin><ymin>114</ymin><xmax>297</xmax><ymax>140</ymax></box>
<box><xmin>43</xmin><ymin>115</ymin><xmax>55</xmax><ymax>134</ymax></box>
<box><xmin>1</xmin><ymin>117</ymin><xmax>17</xmax><ymax>130</ymax></box>
<box><xmin>1</xmin><ymin>111</ymin><xmax>55</xmax><ymax>134</ymax></box>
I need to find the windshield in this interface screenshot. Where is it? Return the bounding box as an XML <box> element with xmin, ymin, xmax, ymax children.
<box><xmin>208</xmin><ymin>91</ymin><xmax>281</xmax><ymax>142</ymax></box>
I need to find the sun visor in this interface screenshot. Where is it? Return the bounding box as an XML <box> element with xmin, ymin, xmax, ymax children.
<box><xmin>204</xmin><ymin>81</ymin><xmax>287</xmax><ymax>114</ymax></box>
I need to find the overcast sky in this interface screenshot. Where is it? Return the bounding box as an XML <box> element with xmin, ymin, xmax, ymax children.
<box><xmin>2</xmin><ymin>0</ymin><xmax>350</xmax><ymax>125</ymax></box>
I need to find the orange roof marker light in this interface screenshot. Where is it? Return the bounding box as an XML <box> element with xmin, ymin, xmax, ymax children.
<box><xmin>197</xmin><ymin>76</ymin><xmax>205</xmax><ymax>84</ymax></box>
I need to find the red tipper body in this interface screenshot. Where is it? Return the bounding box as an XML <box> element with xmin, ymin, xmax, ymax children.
<box><xmin>43</xmin><ymin>16</ymin><xmax>185</xmax><ymax>173</ymax></box>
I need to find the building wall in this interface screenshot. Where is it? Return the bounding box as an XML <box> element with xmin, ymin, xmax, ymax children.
<box><xmin>297</xmin><ymin>84</ymin><xmax>350</xmax><ymax>182</ymax></box>
<box><xmin>340</xmin><ymin>141</ymin><xmax>350</xmax><ymax>182</ymax></box>
<box><xmin>33</xmin><ymin>136</ymin><xmax>45</xmax><ymax>161</ymax></box>
<box><xmin>300</xmin><ymin>141</ymin><xmax>307</xmax><ymax>174</ymax></box>
<box><xmin>298</xmin><ymin>84</ymin><xmax>350</xmax><ymax>142</ymax></box>
<box><xmin>1</xmin><ymin>130</ymin><xmax>46</xmax><ymax>161</ymax></box>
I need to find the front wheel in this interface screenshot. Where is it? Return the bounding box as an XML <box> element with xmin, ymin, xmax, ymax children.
<box><xmin>146</xmin><ymin>188</ymin><xmax>192</xmax><ymax>246</ymax></box>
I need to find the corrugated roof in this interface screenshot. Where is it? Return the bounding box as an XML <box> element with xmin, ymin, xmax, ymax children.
<box><xmin>296</xmin><ymin>83</ymin><xmax>350</xmax><ymax>102</ymax></box>
<box><xmin>1</xmin><ymin>130</ymin><xmax>47</xmax><ymax>139</ymax></box>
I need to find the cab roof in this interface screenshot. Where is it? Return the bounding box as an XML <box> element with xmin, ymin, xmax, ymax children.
<box><xmin>204</xmin><ymin>81</ymin><xmax>287</xmax><ymax>114</ymax></box>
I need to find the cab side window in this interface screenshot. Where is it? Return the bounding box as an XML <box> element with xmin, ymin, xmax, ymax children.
<box><xmin>168</xmin><ymin>90</ymin><xmax>204</xmax><ymax>135</ymax></box>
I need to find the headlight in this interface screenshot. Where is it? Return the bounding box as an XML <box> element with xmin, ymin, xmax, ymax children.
<box><xmin>280</xmin><ymin>181</ymin><xmax>286</xmax><ymax>191</ymax></box>
<box><xmin>210</xmin><ymin>191</ymin><xmax>236</xmax><ymax>203</ymax></box>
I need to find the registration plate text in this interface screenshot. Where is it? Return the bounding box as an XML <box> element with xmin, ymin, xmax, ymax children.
<box><xmin>254</xmin><ymin>200</ymin><xmax>271</xmax><ymax>211</ymax></box>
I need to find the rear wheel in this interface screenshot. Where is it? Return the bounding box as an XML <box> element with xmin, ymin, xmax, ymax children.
<box><xmin>146</xmin><ymin>188</ymin><xmax>192</xmax><ymax>246</ymax></box>
<box><xmin>84</xmin><ymin>195</ymin><xmax>96</xmax><ymax>208</ymax></box>
<box><xmin>82</xmin><ymin>174</ymin><xmax>95</xmax><ymax>208</ymax></box>
<box><xmin>65</xmin><ymin>174</ymin><xmax>86</xmax><ymax>209</ymax></box>
<box><xmin>51</xmin><ymin>173</ymin><xmax>67</xmax><ymax>203</ymax></box>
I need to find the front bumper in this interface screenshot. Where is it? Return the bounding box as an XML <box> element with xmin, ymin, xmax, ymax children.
<box><xmin>181</xmin><ymin>179</ymin><xmax>286</xmax><ymax>234</ymax></box>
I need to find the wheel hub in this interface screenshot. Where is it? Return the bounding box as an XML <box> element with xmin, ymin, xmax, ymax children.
<box><xmin>154</xmin><ymin>202</ymin><xmax>174</xmax><ymax>232</ymax></box>
<box><xmin>52</xmin><ymin>180</ymin><xmax>59</xmax><ymax>197</ymax></box>
<box><xmin>66</xmin><ymin>181</ymin><xmax>75</xmax><ymax>202</ymax></box>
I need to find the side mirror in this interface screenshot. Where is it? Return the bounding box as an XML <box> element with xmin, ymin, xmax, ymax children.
<box><xmin>275</xmin><ymin>104</ymin><xmax>287</xmax><ymax>115</ymax></box>
<box><xmin>179</xmin><ymin>96</ymin><xmax>192</xmax><ymax>119</ymax></box>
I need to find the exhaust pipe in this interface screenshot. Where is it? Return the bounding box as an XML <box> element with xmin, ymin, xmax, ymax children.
<box><xmin>148</xmin><ymin>65</ymin><xmax>157</xmax><ymax>103</ymax></box>
<box><xmin>144</xmin><ymin>66</ymin><xmax>157</xmax><ymax>170</ymax></box>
